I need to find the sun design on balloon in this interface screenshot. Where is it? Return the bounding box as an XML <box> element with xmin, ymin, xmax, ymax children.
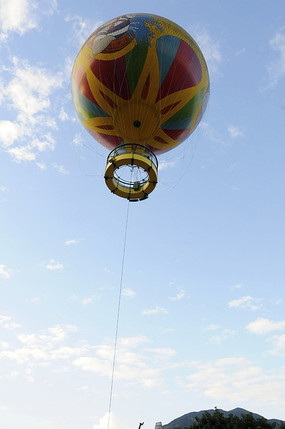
<box><xmin>72</xmin><ymin>15</ymin><xmax>208</xmax><ymax>154</ymax></box>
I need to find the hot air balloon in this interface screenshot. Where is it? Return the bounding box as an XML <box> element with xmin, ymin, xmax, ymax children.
<box><xmin>72</xmin><ymin>13</ymin><xmax>209</xmax><ymax>201</ymax></box>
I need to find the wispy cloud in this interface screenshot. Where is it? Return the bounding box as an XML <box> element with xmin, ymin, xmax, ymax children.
<box><xmin>81</xmin><ymin>295</ymin><xmax>98</xmax><ymax>306</ymax></box>
<box><xmin>141</xmin><ymin>306</ymin><xmax>168</xmax><ymax>315</ymax></box>
<box><xmin>203</xmin><ymin>324</ymin><xmax>236</xmax><ymax>344</ymax></box>
<box><xmin>228</xmin><ymin>295</ymin><xmax>262</xmax><ymax>310</ymax></box>
<box><xmin>0</xmin><ymin>323</ymin><xmax>83</xmax><ymax>372</ymax></box>
<box><xmin>0</xmin><ymin>264</ymin><xmax>12</xmax><ymax>279</ymax></box>
<box><xmin>64</xmin><ymin>14</ymin><xmax>101</xmax><ymax>46</ymax></box>
<box><xmin>30</xmin><ymin>296</ymin><xmax>45</xmax><ymax>304</ymax></box>
<box><xmin>58</xmin><ymin>106</ymin><xmax>76</xmax><ymax>122</ymax></box>
<box><xmin>208</xmin><ymin>329</ymin><xmax>236</xmax><ymax>345</ymax></box>
<box><xmin>186</xmin><ymin>357</ymin><xmax>285</xmax><ymax>408</ymax></box>
<box><xmin>0</xmin><ymin>185</ymin><xmax>9</xmax><ymax>192</ymax></box>
<box><xmin>203</xmin><ymin>324</ymin><xmax>220</xmax><ymax>332</ymax></box>
<box><xmin>246</xmin><ymin>317</ymin><xmax>285</xmax><ymax>334</ymax></box>
<box><xmin>0</xmin><ymin>315</ymin><xmax>21</xmax><ymax>330</ymax></box>
<box><xmin>227</xmin><ymin>125</ymin><xmax>244</xmax><ymax>139</ymax></box>
<box><xmin>230</xmin><ymin>282</ymin><xmax>244</xmax><ymax>291</ymax></box>
<box><xmin>190</xmin><ymin>25</ymin><xmax>222</xmax><ymax>74</ymax></box>
<box><xmin>73</xmin><ymin>335</ymin><xmax>171</xmax><ymax>388</ymax></box>
<box><xmin>199</xmin><ymin>121</ymin><xmax>224</xmax><ymax>145</ymax></box>
<box><xmin>158</xmin><ymin>158</ymin><xmax>180</xmax><ymax>171</ymax></box>
<box><xmin>119</xmin><ymin>336</ymin><xmax>149</xmax><ymax>349</ymax></box>
<box><xmin>122</xmin><ymin>288</ymin><xmax>136</xmax><ymax>298</ymax></box>
<box><xmin>267</xmin><ymin>28</ymin><xmax>285</xmax><ymax>86</ymax></box>
<box><xmin>18</xmin><ymin>324</ymin><xmax>78</xmax><ymax>346</ymax></box>
<box><xmin>269</xmin><ymin>334</ymin><xmax>285</xmax><ymax>356</ymax></box>
<box><xmin>72</xmin><ymin>133</ymin><xmax>84</xmax><ymax>148</ymax></box>
<box><xmin>45</xmin><ymin>259</ymin><xmax>63</xmax><ymax>271</ymax></box>
<box><xmin>65</xmin><ymin>239</ymin><xmax>80</xmax><ymax>246</ymax></box>
<box><xmin>169</xmin><ymin>288</ymin><xmax>185</xmax><ymax>301</ymax></box>
<box><xmin>52</xmin><ymin>163</ymin><xmax>69</xmax><ymax>175</ymax></box>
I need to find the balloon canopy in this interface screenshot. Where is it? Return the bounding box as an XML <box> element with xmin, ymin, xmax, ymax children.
<box><xmin>72</xmin><ymin>13</ymin><xmax>209</xmax><ymax>201</ymax></box>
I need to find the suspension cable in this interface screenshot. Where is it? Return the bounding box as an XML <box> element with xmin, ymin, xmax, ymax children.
<box><xmin>107</xmin><ymin>200</ymin><xmax>130</xmax><ymax>429</ymax></box>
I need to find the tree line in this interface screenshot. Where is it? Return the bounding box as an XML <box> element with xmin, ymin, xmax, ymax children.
<box><xmin>183</xmin><ymin>409</ymin><xmax>285</xmax><ymax>428</ymax></box>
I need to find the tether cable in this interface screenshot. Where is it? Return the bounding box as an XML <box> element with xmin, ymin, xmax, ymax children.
<box><xmin>107</xmin><ymin>200</ymin><xmax>130</xmax><ymax>429</ymax></box>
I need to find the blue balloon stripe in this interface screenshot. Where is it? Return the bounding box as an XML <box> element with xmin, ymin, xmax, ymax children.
<box><xmin>156</xmin><ymin>35</ymin><xmax>181</xmax><ymax>87</ymax></box>
<box><xmin>73</xmin><ymin>87</ymin><xmax>110</xmax><ymax>121</ymax></box>
<box><xmin>162</xmin><ymin>118</ymin><xmax>193</xmax><ymax>130</ymax></box>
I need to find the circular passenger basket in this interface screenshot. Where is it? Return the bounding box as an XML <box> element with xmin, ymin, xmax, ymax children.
<box><xmin>104</xmin><ymin>144</ymin><xmax>158</xmax><ymax>202</ymax></box>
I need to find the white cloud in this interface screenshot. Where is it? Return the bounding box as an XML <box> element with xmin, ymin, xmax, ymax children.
<box><xmin>72</xmin><ymin>133</ymin><xmax>84</xmax><ymax>148</ymax></box>
<box><xmin>227</xmin><ymin>125</ymin><xmax>244</xmax><ymax>139</ymax></box>
<box><xmin>65</xmin><ymin>239</ymin><xmax>79</xmax><ymax>246</ymax></box>
<box><xmin>230</xmin><ymin>282</ymin><xmax>244</xmax><ymax>291</ymax></box>
<box><xmin>58</xmin><ymin>107</ymin><xmax>69</xmax><ymax>121</ymax></box>
<box><xmin>246</xmin><ymin>318</ymin><xmax>285</xmax><ymax>335</ymax></box>
<box><xmin>52</xmin><ymin>163</ymin><xmax>69</xmax><ymax>175</ymax></box>
<box><xmin>93</xmin><ymin>413</ymin><xmax>132</xmax><ymax>429</ymax></box>
<box><xmin>0</xmin><ymin>264</ymin><xmax>12</xmax><ymax>279</ymax></box>
<box><xmin>45</xmin><ymin>259</ymin><xmax>63</xmax><ymax>271</ymax></box>
<box><xmin>58</xmin><ymin>106</ymin><xmax>76</xmax><ymax>122</ymax></box>
<box><xmin>0</xmin><ymin>0</ymin><xmax>38</xmax><ymax>36</ymax></box>
<box><xmin>122</xmin><ymin>288</ymin><xmax>136</xmax><ymax>298</ymax></box>
<box><xmin>72</xmin><ymin>336</ymin><xmax>174</xmax><ymax>389</ymax></box>
<box><xmin>0</xmin><ymin>324</ymin><xmax>83</xmax><ymax>369</ymax></box>
<box><xmin>1</xmin><ymin>326</ymin><xmax>164</xmax><ymax>389</ymax></box>
<box><xmin>18</xmin><ymin>325</ymin><xmax>78</xmax><ymax>346</ymax></box>
<box><xmin>269</xmin><ymin>334</ymin><xmax>285</xmax><ymax>356</ymax></box>
<box><xmin>141</xmin><ymin>306</ymin><xmax>168</xmax><ymax>315</ymax></box>
<box><xmin>228</xmin><ymin>295</ymin><xmax>262</xmax><ymax>310</ymax></box>
<box><xmin>158</xmin><ymin>158</ymin><xmax>180</xmax><ymax>171</ymax></box>
<box><xmin>43</xmin><ymin>0</ymin><xmax>57</xmax><ymax>17</ymax></box>
<box><xmin>208</xmin><ymin>329</ymin><xmax>236</xmax><ymax>345</ymax></box>
<box><xmin>81</xmin><ymin>295</ymin><xmax>97</xmax><ymax>306</ymax></box>
<box><xmin>169</xmin><ymin>288</ymin><xmax>185</xmax><ymax>301</ymax></box>
<box><xmin>0</xmin><ymin>315</ymin><xmax>21</xmax><ymax>330</ymax></box>
<box><xmin>30</xmin><ymin>296</ymin><xmax>44</xmax><ymax>304</ymax></box>
<box><xmin>0</xmin><ymin>57</ymin><xmax>62</xmax><ymax>163</ymax></box>
<box><xmin>64</xmin><ymin>14</ymin><xmax>101</xmax><ymax>46</ymax></box>
<box><xmin>73</xmin><ymin>337</ymin><xmax>165</xmax><ymax>388</ymax></box>
<box><xmin>0</xmin><ymin>0</ymin><xmax>58</xmax><ymax>38</ymax></box>
<box><xmin>6</xmin><ymin>58</ymin><xmax>62</xmax><ymax>118</ymax></box>
<box><xmin>186</xmin><ymin>357</ymin><xmax>285</xmax><ymax>408</ymax></box>
<box><xmin>203</xmin><ymin>324</ymin><xmax>235</xmax><ymax>344</ymax></box>
<box><xmin>146</xmin><ymin>347</ymin><xmax>176</xmax><ymax>360</ymax></box>
<box><xmin>203</xmin><ymin>324</ymin><xmax>220</xmax><ymax>332</ymax></box>
<box><xmin>268</xmin><ymin>29</ymin><xmax>285</xmax><ymax>86</ymax></box>
<box><xmin>0</xmin><ymin>121</ymin><xmax>23</xmax><ymax>147</ymax></box>
<box><xmin>199</xmin><ymin>121</ymin><xmax>223</xmax><ymax>145</ymax></box>
<box><xmin>191</xmin><ymin>25</ymin><xmax>222</xmax><ymax>74</ymax></box>
<box><xmin>7</xmin><ymin>134</ymin><xmax>56</xmax><ymax>162</ymax></box>
<box><xmin>119</xmin><ymin>336</ymin><xmax>149</xmax><ymax>349</ymax></box>
<box><xmin>228</xmin><ymin>295</ymin><xmax>261</xmax><ymax>310</ymax></box>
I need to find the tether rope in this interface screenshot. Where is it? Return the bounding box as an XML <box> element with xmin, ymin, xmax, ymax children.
<box><xmin>107</xmin><ymin>200</ymin><xmax>130</xmax><ymax>429</ymax></box>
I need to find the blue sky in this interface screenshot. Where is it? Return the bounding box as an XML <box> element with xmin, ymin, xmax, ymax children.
<box><xmin>1</xmin><ymin>1</ymin><xmax>285</xmax><ymax>428</ymax></box>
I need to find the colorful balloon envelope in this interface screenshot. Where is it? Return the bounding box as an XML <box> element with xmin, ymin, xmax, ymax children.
<box><xmin>72</xmin><ymin>13</ymin><xmax>209</xmax><ymax>201</ymax></box>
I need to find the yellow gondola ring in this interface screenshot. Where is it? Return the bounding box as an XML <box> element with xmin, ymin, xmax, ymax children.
<box><xmin>104</xmin><ymin>144</ymin><xmax>158</xmax><ymax>201</ymax></box>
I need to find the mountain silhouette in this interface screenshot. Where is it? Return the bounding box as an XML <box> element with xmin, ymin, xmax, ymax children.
<box><xmin>162</xmin><ymin>408</ymin><xmax>284</xmax><ymax>428</ymax></box>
